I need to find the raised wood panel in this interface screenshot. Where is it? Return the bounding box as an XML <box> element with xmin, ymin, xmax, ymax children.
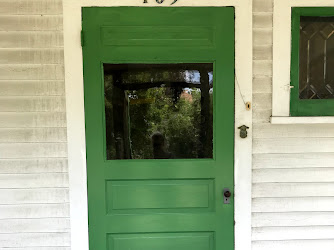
<box><xmin>0</xmin><ymin>232</ymin><xmax>70</xmax><ymax>247</ymax></box>
<box><xmin>0</xmin><ymin>65</ymin><xmax>64</xmax><ymax>80</ymax></box>
<box><xmin>0</xmin><ymin>97</ymin><xmax>65</xmax><ymax>112</ymax></box>
<box><xmin>254</xmin><ymin>45</ymin><xmax>273</xmax><ymax>60</ymax></box>
<box><xmin>0</xmin><ymin>15</ymin><xmax>63</xmax><ymax>31</ymax></box>
<box><xmin>0</xmin><ymin>128</ymin><xmax>67</xmax><ymax>142</ymax></box>
<box><xmin>0</xmin><ymin>112</ymin><xmax>66</xmax><ymax>128</ymax></box>
<box><xmin>253</xmin><ymin>77</ymin><xmax>272</xmax><ymax>94</ymax></box>
<box><xmin>0</xmin><ymin>143</ymin><xmax>67</xmax><ymax>158</ymax></box>
<box><xmin>253</xmin><ymin>61</ymin><xmax>272</xmax><ymax>77</ymax></box>
<box><xmin>0</xmin><ymin>0</ymin><xmax>62</xmax><ymax>15</ymax></box>
<box><xmin>253</xmin><ymin>0</ymin><xmax>273</xmax><ymax>13</ymax></box>
<box><xmin>253</xmin><ymin>13</ymin><xmax>273</xmax><ymax>28</ymax></box>
<box><xmin>252</xmin><ymin>239</ymin><xmax>334</xmax><ymax>250</ymax></box>
<box><xmin>0</xmin><ymin>49</ymin><xmax>64</xmax><ymax>64</ymax></box>
<box><xmin>253</xmin><ymin>93</ymin><xmax>272</xmax><ymax>110</ymax></box>
<box><xmin>252</xmin><ymin>212</ymin><xmax>334</xmax><ymax>227</ymax></box>
<box><xmin>0</xmin><ymin>173</ymin><xmax>69</xmax><ymax>188</ymax></box>
<box><xmin>0</xmin><ymin>158</ymin><xmax>68</xmax><ymax>173</ymax></box>
<box><xmin>0</xmin><ymin>31</ymin><xmax>63</xmax><ymax>48</ymax></box>
<box><xmin>253</xmin><ymin>124</ymin><xmax>334</xmax><ymax>138</ymax></box>
<box><xmin>0</xmin><ymin>218</ymin><xmax>70</xmax><ymax>233</ymax></box>
<box><xmin>253</xmin><ymin>197</ymin><xmax>334</xmax><ymax>212</ymax></box>
<box><xmin>253</xmin><ymin>138</ymin><xmax>334</xmax><ymax>154</ymax></box>
<box><xmin>253</xmin><ymin>182</ymin><xmax>334</xmax><ymax>197</ymax></box>
<box><xmin>0</xmin><ymin>188</ymin><xmax>69</xmax><ymax>204</ymax></box>
<box><xmin>0</xmin><ymin>203</ymin><xmax>69</xmax><ymax>219</ymax></box>
<box><xmin>253</xmin><ymin>29</ymin><xmax>273</xmax><ymax>46</ymax></box>
<box><xmin>253</xmin><ymin>153</ymin><xmax>334</xmax><ymax>169</ymax></box>
<box><xmin>0</xmin><ymin>81</ymin><xmax>65</xmax><ymax>96</ymax></box>
<box><xmin>253</xmin><ymin>226</ymin><xmax>334</xmax><ymax>241</ymax></box>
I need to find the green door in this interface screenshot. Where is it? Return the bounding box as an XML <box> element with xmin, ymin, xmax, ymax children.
<box><xmin>82</xmin><ymin>7</ymin><xmax>234</xmax><ymax>250</ymax></box>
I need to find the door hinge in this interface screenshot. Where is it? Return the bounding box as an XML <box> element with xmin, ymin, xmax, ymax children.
<box><xmin>81</xmin><ymin>30</ymin><xmax>84</xmax><ymax>47</ymax></box>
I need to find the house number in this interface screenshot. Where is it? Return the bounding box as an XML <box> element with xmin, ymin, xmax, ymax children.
<box><xmin>143</xmin><ymin>0</ymin><xmax>178</xmax><ymax>5</ymax></box>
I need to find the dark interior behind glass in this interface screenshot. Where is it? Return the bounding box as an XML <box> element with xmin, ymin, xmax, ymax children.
<box><xmin>104</xmin><ymin>63</ymin><xmax>214</xmax><ymax>160</ymax></box>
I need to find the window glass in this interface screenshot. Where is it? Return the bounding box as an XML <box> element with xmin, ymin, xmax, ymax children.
<box><xmin>104</xmin><ymin>63</ymin><xmax>214</xmax><ymax>160</ymax></box>
<box><xmin>299</xmin><ymin>16</ymin><xmax>334</xmax><ymax>99</ymax></box>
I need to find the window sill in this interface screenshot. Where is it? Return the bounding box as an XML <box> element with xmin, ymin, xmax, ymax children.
<box><xmin>271</xmin><ymin>116</ymin><xmax>334</xmax><ymax>124</ymax></box>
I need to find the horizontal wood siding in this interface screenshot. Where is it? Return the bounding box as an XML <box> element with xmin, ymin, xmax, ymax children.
<box><xmin>0</xmin><ymin>0</ymin><xmax>70</xmax><ymax>248</ymax></box>
<box><xmin>252</xmin><ymin>0</ymin><xmax>334</xmax><ymax>249</ymax></box>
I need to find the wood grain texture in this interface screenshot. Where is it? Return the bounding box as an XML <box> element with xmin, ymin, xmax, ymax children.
<box><xmin>0</xmin><ymin>218</ymin><xmax>70</xmax><ymax>233</ymax></box>
<box><xmin>0</xmin><ymin>158</ymin><xmax>68</xmax><ymax>173</ymax></box>
<box><xmin>0</xmin><ymin>128</ymin><xmax>67</xmax><ymax>142</ymax></box>
<box><xmin>0</xmin><ymin>81</ymin><xmax>65</xmax><ymax>96</ymax></box>
<box><xmin>0</xmin><ymin>15</ymin><xmax>63</xmax><ymax>31</ymax></box>
<box><xmin>0</xmin><ymin>233</ymin><xmax>70</xmax><ymax>247</ymax></box>
<box><xmin>252</xmin><ymin>239</ymin><xmax>334</xmax><ymax>250</ymax></box>
<box><xmin>0</xmin><ymin>112</ymin><xmax>66</xmax><ymax>128</ymax></box>
<box><xmin>0</xmin><ymin>0</ymin><xmax>62</xmax><ymax>15</ymax></box>
<box><xmin>253</xmin><ymin>212</ymin><xmax>334</xmax><ymax>227</ymax></box>
<box><xmin>253</xmin><ymin>153</ymin><xmax>334</xmax><ymax>169</ymax></box>
<box><xmin>0</xmin><ymin>49</ymin><xmax>64</xmax><ymax>64</ymax></box>
<box><xmin>0</xmin><ymin>203</ymin><xmax>69</xmax><ymax>219</ymax></box>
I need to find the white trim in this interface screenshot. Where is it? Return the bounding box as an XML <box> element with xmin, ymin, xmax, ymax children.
<box><xmin>63</xmin><ymin>1</ymin><xmax>252</xmax><ymax>250</ymax></box>
<box><xmin>272</xmin><ymin>0</ymin><xmax>334</xmax><ymax>118</ymax></box>
<box><xmin>271</xmin><ymin>116</ymin><xmax>334</xmax><ymax>124</ymax></box>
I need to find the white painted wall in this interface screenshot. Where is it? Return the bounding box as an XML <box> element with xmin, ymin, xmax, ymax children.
<box><xmin>253</xmin><ymin>0</ymin><xmax>334</xmax><ymax>249</ymax></box>
<box><xmin>0</xmin><ymin>0</ymin><xmax>70</xmax><ymax>249</ymax></box>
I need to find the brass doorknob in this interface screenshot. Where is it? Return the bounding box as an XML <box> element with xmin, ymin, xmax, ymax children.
<box><xmin>224</xmin><ymin>190</ymin><xmax>231</xmax><ymax>198</ymax></box>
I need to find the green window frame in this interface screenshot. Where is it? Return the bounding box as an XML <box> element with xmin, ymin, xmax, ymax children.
<box><xmin>291</xmin><ymin>7</ymin><xmax>334</xmax><ymax>116</ymax></box>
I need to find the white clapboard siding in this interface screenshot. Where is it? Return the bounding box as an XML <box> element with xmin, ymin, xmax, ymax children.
<box><xmin>253</xmin><ymin>109</ymin><xmax>271</xmax><ymax>123</ymax></box>
<box><xmin>253</xmin><ymin>153</ymin><xmax>334</xmax><ymax>169</ymax></box>
<box><xmin>253</xmin><ymin>0</ymin><xmax>273</xmax><ymax>12</ymax></box>
<box><xmin>253</xmin><ymin>168</ymin><xmax>334</xmax><ymax>183</ymax></box>
<box><xmin>0</xmin><ymin>189</ymin><xmax>69</xmax><ymax>205</ymax></box>
<box><xmin>254</xmin><ymin>124</ymin><xmax>334</xmax><ymax>138</ymax></box>
<box><xmin>253</xmin><ymin>197</ymin><xmax>334</xmax><ymax>212</ymax></box>
<box><xmin>0</xmin><ymin>248</ymin><xmax>70</xmax><ymax>250</ymax></box>
<box><xmin>0</xmin><ymin>49</ymin><xmax>64</xmax><ymax>64</ymax></box>
<box><xmin>0</xmin><ymin>112</ymin><xmax>66</xmax><ymax>128</ymax></box>
<box><xmin>0</xmin><ymin>31</ymin><xmax>63</xmax><ymax>48</ymax></box>
<box><xmin>253</xmin><ymin>138</ymin><xmax>334</xmax><ymax>153</ymax></box>
<box><xmin>253</xmin><ymin>182</ymin><xmax>334</xmax><ymax>197</ymax></box>
<box><xmin>254</xmin><ymin>45</ymin><xmax>272</xmax><ymax>60</ymax></box>
<box><xmin>253</xmin><ymin>93</ymin><xmax>272</xmax><ymax>110</ymax></box>
<box><xmin>0</xmin><ymin>0</ymin><xmax>68</xmax><ymax>248</ymax></box>
<box><xmin>252</xmin><ymin>212</ymin><xmax>334</xmax><ymax>227</ymax></box>
<box><xmin>0</xmin><ymin>97</ymin><xmax>65</xmax><ymax>112</ymax></box>
<box><xmin>253</xmin><ymin>61</ymin><xmax>273</xmax><ymax>77</ymax></box>
<box><xmin>253</xmin><ymin>77</ymin><xmax>272</xmax><ymax>93</ymax></box>
<box><xmin>0</xmin><ymin>81</ymin><xmax>65</xmax><ymax>96</ymax></box>
<box><xmin>0</xmin><ymin>15</ymin><xmax>63</xmax><ymax>31</ymax></box>
<box><xmin>252</xmin><ymin>240</ymin><xmax>334</xmax><ymax>250</ymax></box>
<box><xmin>254</xmin><ymin>29</ymin><xmax>273</xmax><ymax>46</ymax></box>
<box><xmin>0</xmin><ymin>0</ymin><xmax>62</xmax><ymax>15</ymax></box>
<box><xmin>0</xmin><ymin>128</ymin><xmax>67</xmax><ymax>142</ymax></box>
<box><xmin>0</xmin><ymin>218</ymin><xmax>70</xmax><ymax>233</ymax></box>
<box><xmin>0</xmin><ymin>65</ymin><xmax>64</xmax><ymax>80</ymax></box>
<box><xmin>253</xmin><ymin>226</ymin><xmax>334</xmax><ymax>241</ymax></box>
<box><xmin>0</xmin><ymin>158</ymin><xmax>68</xmax><ymax>174</ymax></box>
<box><xmin>0</xmin><ymin>203</ymin><xmax>69</xmax><ymax>219</ymax></box>
<box><xmin>0</xmin><ymin>143</ymin><xmax>67</xmax><ymax>158</ymax></box>
<box><xmin>0</xmin><ymin>233</ymin><xmax>70</xmax><ymax>248</ymax></box>
<box><xmin>0</xmin><ymin>173</ymin><xmax>69</xmax><ymax>188</ymax></box>
<box><xmin>253</xmin><ymin>13</ymin><xmax>273</xmax><ymax>28</ymax></box>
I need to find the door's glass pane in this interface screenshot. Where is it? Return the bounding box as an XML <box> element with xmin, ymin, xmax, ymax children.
<box><xmin>299</xmin><ymin>16</ymin><xmax>334</xmax><ymax>99</ymax></box>
<box><xmin>104</xmin><ymin>63</ymin><xmax>214</xmax><ymax>160</ymax></box>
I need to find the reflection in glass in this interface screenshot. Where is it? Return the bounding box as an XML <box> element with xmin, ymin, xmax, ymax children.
<box><xmin>104</xmin><ymin>63</ymin><xmax>213</xmax><ymax>160</ymax></box>
<box><xmin>299</xmin><ymin>16</ymin><xmax>334</xmax><ymax>99</ymax></box>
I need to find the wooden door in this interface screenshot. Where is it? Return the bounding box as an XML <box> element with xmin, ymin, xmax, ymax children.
<box><xmin>82</xmin><ymin>7</ymin><xmax>235</xmax><ymax>250</ymax></box>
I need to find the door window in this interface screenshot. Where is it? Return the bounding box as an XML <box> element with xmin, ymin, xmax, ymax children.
<box><xmin>104</xmin><ymin>63</ymin><xmax>214</xmax><ymax>160</ymax></box>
